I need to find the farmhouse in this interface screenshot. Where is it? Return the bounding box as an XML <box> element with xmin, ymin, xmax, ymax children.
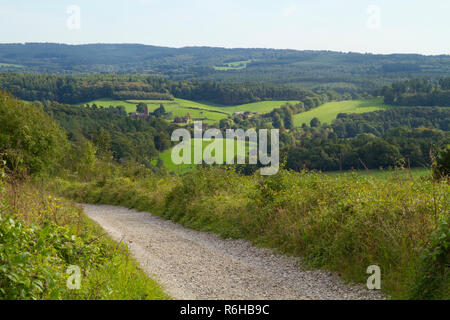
<box><xmin>233</xmin><ymin>111</ymin><xmax>255</xmax><ymax>118</ymax></box>
<box><xmin>130</xmin><ymin>105</ymin><xmax>150</xmax><ymax>120</ymax></box>
<box><xmin>130</xmin><ymin>112</ymin><xmax>149</xmax><ymax>120</ymax></box>
<box><xmin>173</xmin><ymin>113</ymin><xmax>192</xmax><ymax>124</ymax></box>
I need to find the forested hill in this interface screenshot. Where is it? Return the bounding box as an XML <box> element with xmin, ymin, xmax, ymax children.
<box><xmin>1</xmin><ymin>43</ymin><xmax>449</xmax><ymax>92</ymax></box>
<box><xmin>377</xmin><ymin>78</ymin><xmax>450</xmax><ymax>106</ymax></box>
<box><xmin>0</xmin><ymin>73</ymin><xmax>330</xmax><ymax>105</ymax></box>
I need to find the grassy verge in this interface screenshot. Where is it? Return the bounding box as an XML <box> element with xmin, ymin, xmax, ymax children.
<box><xmin>0</xmin><ymin>174</ymin><xmax>169</xmax><ymax>300</ymax></box>
<box><xmin>55</xmin><ymin>167</ymin><xmax>449</xmax><ymax>300</ymax></box>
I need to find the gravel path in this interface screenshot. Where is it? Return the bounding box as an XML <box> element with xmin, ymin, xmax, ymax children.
<box><xmin>82</xmin><ymin>204</ymin><xmax>385</xmax><ymax>300</ymax></box>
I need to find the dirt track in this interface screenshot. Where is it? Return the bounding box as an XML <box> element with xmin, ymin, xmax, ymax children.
<box><xmin>82</xmin><ymin>204</ymin><xmax>385</xmax><ymax>300</ymax></box>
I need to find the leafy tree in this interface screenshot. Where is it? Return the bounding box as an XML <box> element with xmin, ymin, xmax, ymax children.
<box><xmin>272</xmin><ymin>113</ymin><xmax>282</xmax><ymax>129</ymax></box>
<box><xmin>136</xmin><ymin>102</ymin><xmax>148</xmax><ymax>114</ymax></box>
<box><xmin>154</xmin><ymin>132</ymin><xmax>171</xmax><ymax>152</ymax></box>
<box><xmin>153</xmin><ymin>104</ymin><xmax>166</xmax><ymax>118</ymax></box>
<box><xmin>358</xmin><ymin>139</ymin><xmax>401</xmax><ymax>168</ymax></box>
<box><xmin>219</xmin><ymin>118</ymin><xmax>233</xmax><ymax>130</ymax></box>
<box><xmin>310</xmin><ymin>117</ymin><xmax>321</xmax><ymax>127</ymax></box>
<box><xmin>283</xmin><ymin>109</ymin><xmax>294</xmax><ymax>130</ymax></box>
<box><xmin>68</xmin><ymin>137</ymin><xmax>97</xmax><ymax>181</ymax></box>
<box><xmin>432</xmin><ymin>145</ymin><xmax>450</xmax><ymax>180</ymax></box>
<box><xmin>94</xmin><ymin>128</ymin><xmax>112</xmax><ymax>160</ymax></box>
<box><xmin>0</xmin><ymin>93</ymin><xmax>68</xmax><ymax>176</ymax></box>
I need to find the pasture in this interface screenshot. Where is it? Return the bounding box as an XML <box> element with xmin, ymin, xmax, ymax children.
<box><xmin>76</xmin><ymin>98</ymin><xmax>300</xmax><ymax>124</ymax></box>
<box><xmin>75</xmin><ymin>98</ymin><xmax>139</xmax><ymax>113</ymax></box>
<box><xmin>213</xmin><ymin>60</ymin><xmax>252</xmax><ymax>71</ymax></box>
<box><xmin>293</xmin><ymin>98</ymin><xmax>390</xmax><ymax>126</ymax></box>
<box><xmin>155</xmin><ymin>138</ymin><xmax>253</xmax><ymax>173</ymax></box>
<box><xmin>76</xmin><ymin>97</ymin><xmax>391</xmax><ymax>128</ymax></box>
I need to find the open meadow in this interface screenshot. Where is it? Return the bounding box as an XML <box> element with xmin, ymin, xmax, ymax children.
<box><xmin>293</xmin><ymin>98</ymin><xmax>391</xmax><ymax>126</ymax></box>
<box><xmin>76</xmin><ymin>97</ymin><xmax>392</xmax><ymax>128</ymax></box>
<box><xmin>155</xmin><ymin>138</ymin><xmax>253</xmax><ymax>173</ymax></box>
<box><xmin>77</xmin><ymin>98</ymin><xmax>301</xmax><ymax>124</ymax></box>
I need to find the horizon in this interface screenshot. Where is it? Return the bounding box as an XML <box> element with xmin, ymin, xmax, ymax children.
<box><xmin>1</xmin><ymin>42</ymin><xmax>449</xmax><ymax>57</ymax></box>
<box><xmin>1</xmin><ymin>0</ymin><xmax>449</xmax><ymax>55</ymax></box>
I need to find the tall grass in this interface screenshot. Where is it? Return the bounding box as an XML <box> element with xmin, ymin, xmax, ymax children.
<box><xmin>56</xmin><ymin>167</ymin><xmax>449</xmax><ymax>299</ymax></box>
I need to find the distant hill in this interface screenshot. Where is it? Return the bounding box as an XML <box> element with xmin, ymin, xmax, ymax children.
<box><xmin>0</xmin><ymin>43</ymin><xmax>449</xmax><ymax>92</ymax></box>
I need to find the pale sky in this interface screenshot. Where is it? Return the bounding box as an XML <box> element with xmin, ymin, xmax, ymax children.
<box><xmin>0</xmin><ymin>0</ymin><xmax>449</xmax><ymax>55</ymax></box>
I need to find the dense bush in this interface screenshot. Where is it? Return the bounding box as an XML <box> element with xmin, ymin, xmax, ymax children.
<box><xmin>432</xmin><ymin>145</ymin><xmax>450</xmax><ymax>181</ymax></box>
<box><xmin>0</xmin><ymin>212</ymin><xmax>98</xmax><ymax>299</ymax></box>
<box><xmin>410</xmin><ymin>216</ymin><xmax>449</xmax><ymax>299</ymax></box>
<box><xmin>0</xmin><ymin>92</ymin><xmax>68</xmax><ymax>175</ymax></box>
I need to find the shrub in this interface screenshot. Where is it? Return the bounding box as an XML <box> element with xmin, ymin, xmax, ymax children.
<box><xmin>432</xmin><ymin>145</ymin><xmax>450</xmax><ymax>181</ymax></box>
<box><xmin>410</xmin><ymin>216</ymin><xmax>449</xmax><ymax>299</ymax></box>
<box><xmin>0</xmin><ymin>92</ymin><xmax>69</xmax><ymax>176</ymax></box>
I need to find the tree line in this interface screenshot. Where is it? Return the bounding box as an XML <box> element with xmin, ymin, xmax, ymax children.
<box><xmin>224</xmin><ymin>106</ymin><xmax>450</xmax><ymax>172</ymax></box>
<box><xmin>0</xmin><ymin>73</ymin><xmax>174</xmax><ymax>104</ymax></box>
<box><xmin>1</xmin><ymin>43</ymin><xmax>450</xmax><ymax>93</ymax></box>
<box><xmin>331</xmin><ymin>107</ymin><xmax>450</xmax><ymax>138</ymax></box>
<box><xmin>43</xmin><ymin>102</ymin><xmax>174</xmax><ymax>168</ymax></box>
<box><xmin>0</xmin><ymin>73</ymin><xmax>349</xmax><ymax>106</ymax></box>
<box><xmin>377</xmin><ymin>78</ymin><xmax>450</xmax><ymax>107</ymax></box>
<box><xmin>284</xmin><ymin>126</ymin><xmax>449</xmax><ymax>172</ymax></box>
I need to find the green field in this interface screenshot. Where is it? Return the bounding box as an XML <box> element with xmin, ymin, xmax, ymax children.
<box><xmin>129</xmin><ymin>98</ymin><xmax>229</xmax><ymax>124</ymax></box>
<box><xmin>213</xmin><ymin>60</ymin><xmax>252</xmax><ymax>71</ymax></box>
<box><xmin>76</xmin><ymin>98</ymin><xmax>390</xmax><ymax>127</ymax></box>
<box><xmin>0</xmin><ymin>62</ymin><xmax>24</xmax><ymax>68</ymax></box>
<box><xmin>218</xmin><ymin>100</ymin><xmax>300</xmax><ymax>114</ymax></box>
<box><xmin>76</xmin><ymin>98</ymin><xmax>139</xmax><ymax>113</ymax></box>
<box><xmin>156</xmin><ymin>138</ymin><xmax>253</xmax><ymax>173</ymax></box>
<box><xmin>293</xmin><ymin>98</ymin><xmax>390</xmax><ymax>126</ymax></box>
<box><xmin>77</xmin><ymin>98</ymin><xmax>300</xmax><ymax>124</ymax></box>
